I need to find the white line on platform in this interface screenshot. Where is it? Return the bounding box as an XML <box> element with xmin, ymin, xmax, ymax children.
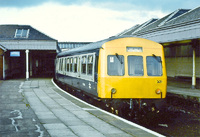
<box><xmin>51</xmin><ymin>79</ymin><xmax>165</xmax><ymax>137</ymax></box>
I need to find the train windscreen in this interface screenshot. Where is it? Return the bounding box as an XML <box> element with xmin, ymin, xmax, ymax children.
<box><xmin>146</xmin><ymin>56</ymin><xmax>162</xmax><ymax>76</ymax></box>
<box><xmin>107</xmin><ymin>55</ymin><xmax>124</xmax><ymax>76</ymax></box>
<box><xmin>128</xmin><ymin>56</ymin><xmax>144</xmax><ymax>76</ymax></box>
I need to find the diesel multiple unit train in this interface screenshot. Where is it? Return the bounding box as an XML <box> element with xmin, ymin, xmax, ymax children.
<box><xmin>55</xmin><ymin>36</ymin><xmax>167</xmax><ymax>117</ymax></box>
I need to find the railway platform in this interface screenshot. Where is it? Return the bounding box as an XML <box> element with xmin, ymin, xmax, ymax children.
<box><xmin>167</xmin><ymin>77</ymin><xmax>200</xmax><ymax>103</ymax></box>
<box><xmin>0</xmin><ymin>78</ymin><xmax>164</xmax><ymax>137</ymax></box>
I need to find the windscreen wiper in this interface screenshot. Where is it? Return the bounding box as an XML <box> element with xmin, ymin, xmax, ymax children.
<box><xmin>152</xmin><ymin>54</ymin><xmax>162</xmax><ymax>63</ymax></box>
<box><xmin>115</xmin><ymin>53</ymin><xmax>123</xmax><ymax>64</ymax></box>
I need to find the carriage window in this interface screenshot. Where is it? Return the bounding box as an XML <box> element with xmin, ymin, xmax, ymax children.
<box><xmin>107</xmin><ymin>55</ymin><xmax>124</xmax><ymax>76</ymax></box>
<box><xmin>64</xmin><ymin>58</ymin><xmax>67</xmax><ymax>71</ymax></box>
<box><xmin>82</xmin><ymin>56</ymin><xmax>86</xmax><ymax>74</ymax></box>
<box><xmin>70</xmin><ymin>58</ymin><xmax>73</xmax><ymax>72</ymax></box>
<box><xmin>56</xmin><ymin>59</ymin><xmax>59</xmax><ymax>71</ymax></box>
<box><xmin>87</xmin><ymin>55</ymin><xmax>93</xmax><ymax>75</ymax></box>
<box><xmin>128</xmin><ymin>56</ymin><xmax>143</xmax><ymax>76</ymax></box>
<box><xmin>59</xmin><ymin>58</ymin><xmax>63</xmax><ymax>71</ymax></box>
<box><xmin>58</xmin><ymin>59</ymin><xmax>61</xmax><ymax>71</ymax></box>
<box><xmin>74</xmin><ymin>57</ymin><xmax>77</xmax><ymax>73</ymax></box>
<box><xmin>147</xmin><ymin>56</ymin><xmax>162</xmax><ymax>76</ymax></box>
<box><xmin>66</xmin><ymin>58</ymin><xmax>69</xmax><ymax>72</ymax></box>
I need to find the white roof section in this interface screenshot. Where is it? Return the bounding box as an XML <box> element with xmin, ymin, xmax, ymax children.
<box><xmin>0</xmin><ymin>40</ymin><xmax>57</xmax><ymax>50</ymax></box>
<box><xmin>0</xmin><ymin>44</ymin><xmax>7</xmax><ymax>51</ymax></box>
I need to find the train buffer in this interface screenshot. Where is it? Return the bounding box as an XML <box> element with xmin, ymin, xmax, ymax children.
<box><xmin>0</xmin><ymin>78</ymin><xmax>165</xmax><ymax>137</ymax></box>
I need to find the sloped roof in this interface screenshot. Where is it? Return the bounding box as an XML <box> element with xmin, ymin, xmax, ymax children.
<box><xmin>135</xmin><ymin>9</ymin><xmax>190</xmax><ymax>34</ymax></box>
<box><xmin>116</xmin><ymin>9</ymin><xmax>191</xmax><ymax>37</ymax></box>
<box><xmin>164</xmin><ymin>7</ymin><xmax>200</xmax><ymax>26</ymax></box>
<box><xmin>133</xmin><ymin>18</ymin><xmax>158</xmax><ymax>33</ymax></box>
<box><xmin>0</xmin><ymin>25</ymin><xmax>56</xmax><ymax>41</ymax></box>
<box><xmin>118</xmin><ymin>18</ymin><xmax>158</xmax><ymax>36</ymax></box>
<box><xmin>132</xmin><ymin>7</ymin><xmax>200</xmax><ymax>43</ymax></box>
<box><xmin>117</xmin><ymin>25</ymin><xmax>140</xmax><ymax>36</ymax></box>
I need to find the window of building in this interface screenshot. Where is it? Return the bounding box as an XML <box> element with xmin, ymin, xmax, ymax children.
<box><xmin>178</xmin><ymin>45</ymin><xmax>193</xmax><ymax>57</ymax></box>
<box><xmin>128</xmin><ymin>56</ymin><xmax>143</xmax><ymax>76</ymax></box>
<box><xmin>15</xmin><ymin>29</ymin><xmax>29</xmax><ymax>38</ymax></box>
<box><xmin>87</xmin><ymin>55</ymin><xmax>93</xmax><ymax>75</ymax></box>
<box><xmin>107</xmin><ymin>55</ymin><xmax>124</xmax><ymax>76</ymax></box>
<box><xmin>81</xmin><ymin>56</ymin><xmax>87</xmax><ymax>74</ymax></box>
<box><xmin>196</xmin><ymin>45</ymin><xmax>200</xmax><ymax>57</ymax></box>
<box><xmin>146</xmin><ymin>56</ymin><xmax>162</xmax><ymax>76</ymax></box>
<box><xmin>164</xmin><ymin>46</ymin><xmax>176</xmax><ymax>57</ymax></box>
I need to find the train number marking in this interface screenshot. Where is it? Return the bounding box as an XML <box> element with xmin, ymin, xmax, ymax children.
<box><xmin>157</xmin><ymin>80</ymin><xmax>162</xmax><ymax>83</ymax></box>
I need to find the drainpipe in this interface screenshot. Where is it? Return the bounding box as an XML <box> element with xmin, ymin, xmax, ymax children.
<box><xmin>25</xmin><ymin>50</ymin><xmax>29</xmax><ymax>80</ymax></box>
<box><xmin>192</xmin><ymin>48</ymin><xmax>196</xmax><ymax>89</ymax></box>
<box><xmin>191</xmin><ymin>39</ymin><xmax>197</xmax><ymax>89</ymax></box>
<box><xmin>3</xmin><ymin>53</ymin><xmax>5</xmax><ymax>80</ymax></box>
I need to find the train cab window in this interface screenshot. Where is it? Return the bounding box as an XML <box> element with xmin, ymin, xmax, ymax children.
<box><xmin>146</xmin><ymin>56</ymin><xmax>162</xmax><ymax>76</ymax></box>
<box><xmin>107</xmin><ymin>55</ymin><xmax>124</xmax><ymax>76</ymax></box>
<box><xmin>81</xmin><ymin>56</ymin><xmax>87</xmax><ymax>74</ymax></box>
<box><xmin>74</xmin><ymin>57</ymin><xmax>77</xmax><ymax>73</ymax></box>
<box><xmin>87</xmin><ymin>55</ymin><xmax>93</xmax><ymax>75</ymax></box>
<box><xmin>128</xmin><ymin>56</ymin><xmax>143</xmax><ymax>76</ymax></box>
<box><xmin>67</xmin><ymin>58</ymin><xmax>70</xmax><ymax>72</ymax></box>
<box><xmin>70</xmin><ymin>58</ymin><xmax>73</xmax><ymax>72</ymax></box>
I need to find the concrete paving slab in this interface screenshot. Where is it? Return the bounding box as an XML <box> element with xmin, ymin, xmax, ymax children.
<box><xmin>0</xmin><ymin>124</ymin><xmax>16</xmax><ymax>132</ymax></box>
<box><xmin>43</xmin><ymin>88</ymin><xmax>57</xmax><ymax>94</ymax></box>
<box><xmin>47</xmin><ymin>129</ymin><xmax>76</xmax><ymax>137</ymax></box>
<box><xmin>105</xmin><ymin>133</ymin><xmax>133</xmax><ymax>137</ymax></box>
<box><xmin>62</xmin><ymin>104</ymin><xmax>82</xmax><ymax>111</ymax></box>
<box><xmin>39</xmin><ymin>118</ymin><xmax>61</xmax><ymax>124</ymax></box>
<box><xmin>43</xmin><ymin>123</ymin><xmax>68</xmax><ymax>130</ymax></box>
<box><xmin>71</xmin><ymin>110</ymin><xmax>97</xmax><ymax>119</ymax></box>
<box><xmin>51</xmin><ymin>109</ymin><xmax>76</xmax><ymax>118</ymax></box>
<box><xmin>69</xmin><ymin>125</ymin><xmax>105</xmax><ymax>137</ymax></box>
<box><xmin>0</xmin><ymin>104</ymin><xmax>27</xmax><ymax>110</ymax></box>
<box><xmin>83</xmin><ymin>117</ymin><xmax>126</xmax><ymax>134</ymax></box>
<box><xmin>47</xmin><ymin>105</ymin><xmax>63</xmax><ymax>109</ymax></box>
<box><xmin>54</xmin><ymin>98</ymin><xmax>74</xmax><ymax>105</ymax></box>
<box><xmin>30</xmin><ymin>104</ymin><xmax>50</xmax><ymax>112</ymax></box>
<box><xmin>48</xmin><ymin>93</ymin><xmax>63</xmax><ymax>99</ymax></box>
<box><xmin>30</xmin><ymin>80</ymin><xmax>39</xmax><ymax>88</ymax></box>
<box><xmin>36</xmin><ymin>112</ymin><xmax>57</xmax><ymax>120</ymax></box>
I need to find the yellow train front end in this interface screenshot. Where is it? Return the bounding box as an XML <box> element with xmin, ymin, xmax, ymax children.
<box><xmin>97</xmin><ymin>37</ymin><xmax>167</xmax><ymax>99</ymax></box>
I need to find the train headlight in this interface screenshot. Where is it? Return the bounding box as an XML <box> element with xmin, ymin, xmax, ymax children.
<box><xmin>111</xmin><ymin>88</ymin><xmax>117</xmax><ymax>94</ymax></box>
<box><xmin>155</xmin><ymin>89</ymin><xmax>161</xmax><ymax>94</ymax></box>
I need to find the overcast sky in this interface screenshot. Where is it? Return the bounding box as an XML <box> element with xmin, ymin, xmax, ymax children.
<box><xmin>0</xmin><ymin>0</ymin><xmax>199</xmax><ymax>42</ymax></box>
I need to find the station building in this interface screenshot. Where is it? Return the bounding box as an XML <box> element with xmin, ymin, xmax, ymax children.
<box><xmin>117</xmin><ymin>7</ymin><xmax>200</xmax><ymax>88</ymax></box>
<box><xmin>0</xmin><ymin>25</ymin><xmax>57</xmax><ymax>80</ymax></box>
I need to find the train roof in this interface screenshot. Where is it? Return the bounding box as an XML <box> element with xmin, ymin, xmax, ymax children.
<box><xmin>57</xmin><ymin>36</ymin><xmax>137</xmax><ymax>57</ymax></box>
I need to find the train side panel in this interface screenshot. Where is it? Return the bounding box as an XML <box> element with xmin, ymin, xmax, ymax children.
<box><xmin>55</xmin><ymin>52</ymin><xmax>98</xmax><ymax>96</ymax></box>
